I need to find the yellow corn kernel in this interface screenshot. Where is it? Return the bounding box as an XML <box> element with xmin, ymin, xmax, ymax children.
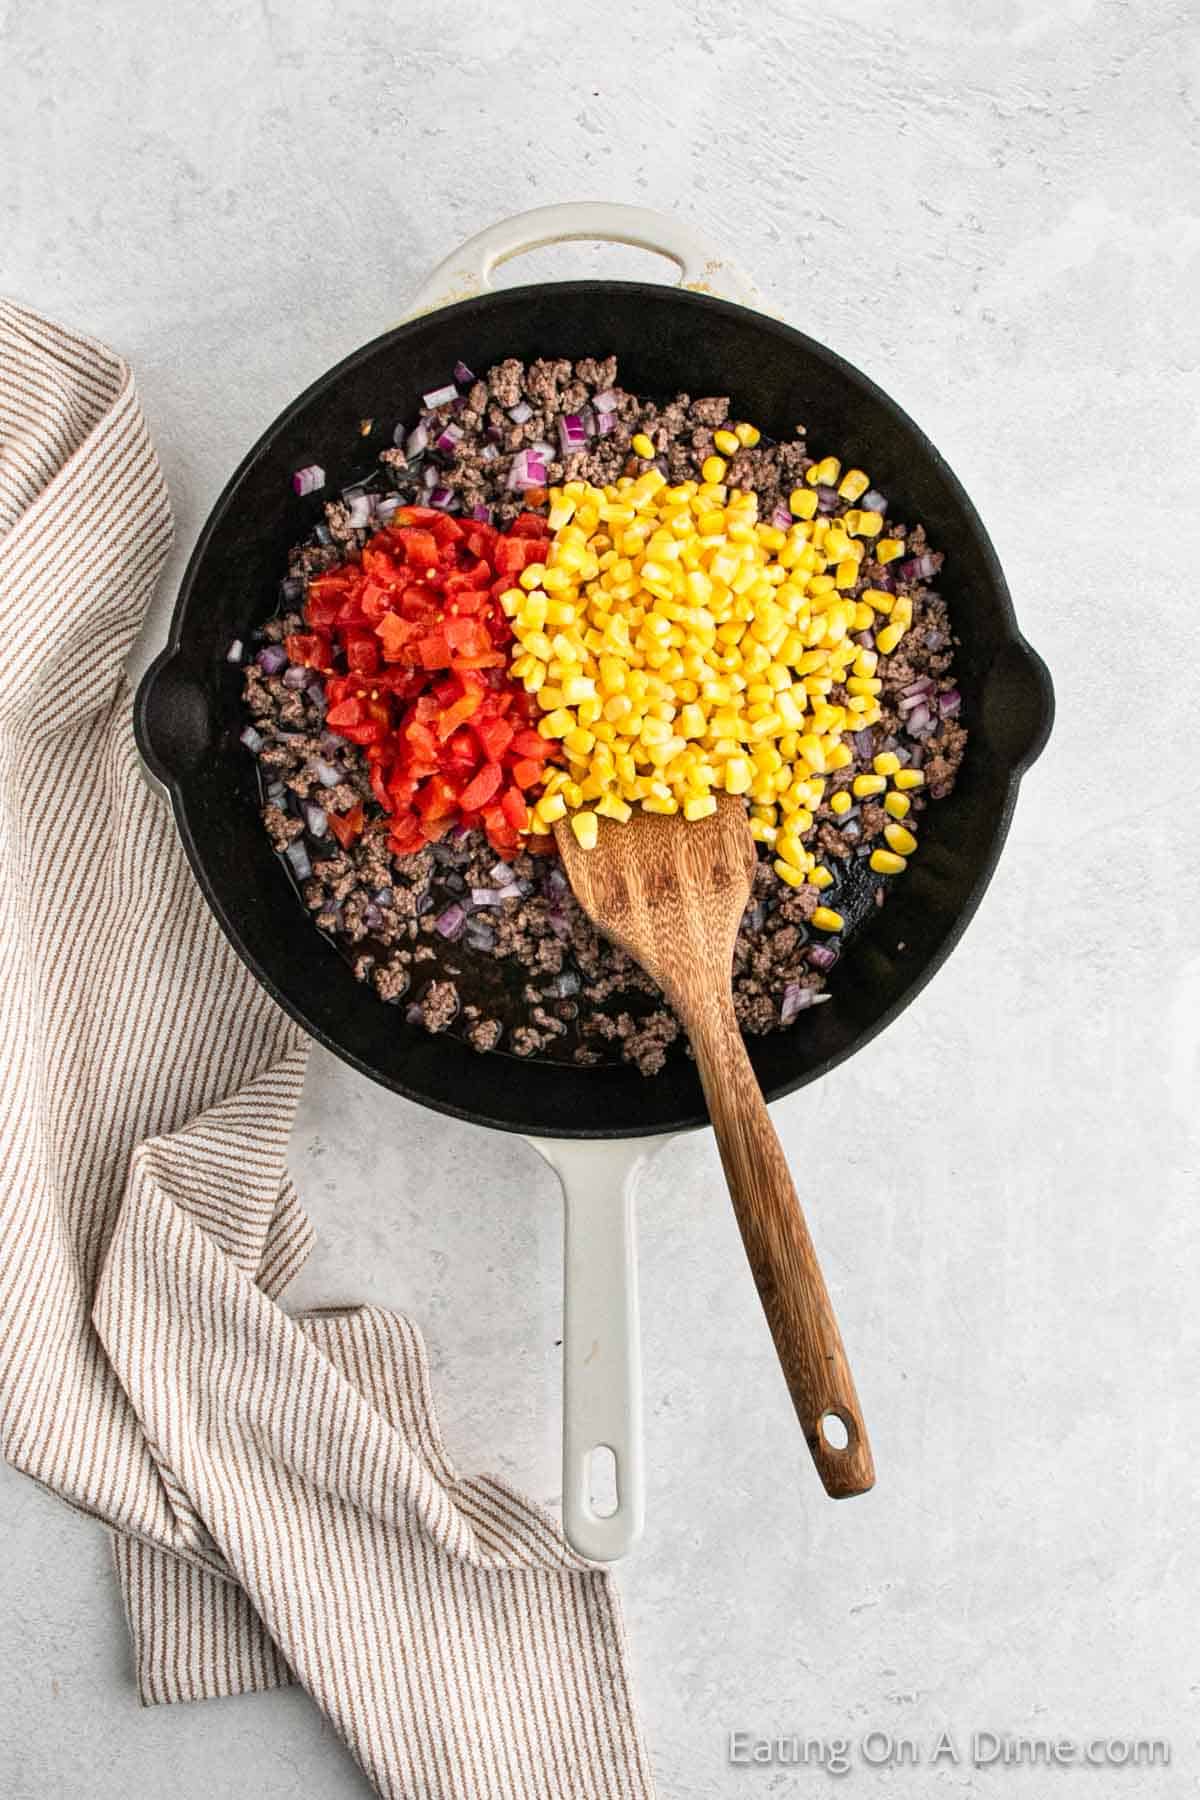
<box><xmin>773</xmin><ymin>858</ymin><xmax>805</xmax><ymax>889</ymax></box>
<box><xmin>563</xmin><ymin>727</ymin><xmax>596</xmax><ymax>757</ymax></box>
<box><xmin>723</xmin><ymin>756</ymin><xmax>754</xmax><ymax>794</ymax></box>
<box><xmin>875</xmin><ymin>537</ymin><xmax>904</xmax><ymax>563</ymax></box>
<box><xmin>852</xmin><ymin>774</ymin><xmax>886</xmax><ymax>798</ymax></box>
<box><xmin>595</xmin><ymin>793</ymin><xmax>633</xmax><ymax>823</ymax></box>
<box><xmin>826</xmin><ymin>742</ymin><xmax>854</xmax><ymax>771</ymax></box>
<box><xmin>810</xmin><ymin>864</ymin><xmax>835</xmax><ymax>890</ymax></box>
<box><xmin>855</xmin><ymin>510</ymin><xmax>883</xmax><ymax>537</ymax></box>
<box><xmin>872</xmin><ymin>751</ymin><xmax>901</xmax><ymax>777</ymax></box>
<box><xmin>870</xmin><ymin>848</ymin><xmax>907</xmax><ymax>875</ymax></box>
<box><xmin>539</xmin><ymin>709</ymin><xmax>574</xmax><ymax>738</ymax></box>
<box><xmin>641</xmin><ymin>793</ymin><xmax>679</xmax><ymax>814</ymax></box>
<box><xmin>683</xmin><ymin>794</ymin><xmax>717</xmax><ymax>821</ymax></box>
<box><xmin>893</xmin><ymin>768</ymin><xmax>925</xmax><ymax>791</ymax></box>
<box><xmin>519</xmin><ymin>563</ymin><xmax>547</xmax><ymax>591</ymax></box>
<box><xmin>875</xmin><ymin>622</ymin><xmax>906</xmax><ymax>655</ymax></box>
<box><xmin>713</xmin><ymin>428</ymin><xmax>740</xmax><ymax>456</ymax></box>
<box><xmin>837</xmin><ymin>468</ymin><xmax>870</xmax><ymax>502</ymax></box>
<box><xmin>789</xmin><ymin>487</ymin><xmax>819</xmax><ymax>520</ymax></box>
<box><xmin>830</xmin><ymin>789</ymin><xmax>853</xmax><ymax>816</ymax></box>
<box><xmin>811</xmin><ymin>905</ymin><xmax>845</xmax><ymax>932</ymax></box>
<box><xmin>570</xmin><ymin>810</ymin><xmax>599</xmax><ymax>849</ymax></box>
<box><xmin>562</xmin><ymin>781</ymin><xmax>584</xmax><ymax>809</ymax></box>
<box><xmin>734</xmin><ymin>421</ymin><xmax>760</xmax><ymax>447</ymax></box>
<box><xmin>701</xmin><ymin>454</ymin><xmax>728</xmax><ymax>484</ymax></box>
<box><xmin>862</xmin><ymin>587</ymin><xmax>894</xmax><ymax>615</ymax></box>
<box><xmin>631</xmin><ymin>432</ymin><xmax>655</xmax><ymax>459</ymax></box>
<box><xmin>884</xmin><ymin>821</ymin><xmax>918</xmax><ymax>856</ymax></box>
<box><xmin>534</xmin><ymin>792</ymin><xmax>567</xmax><ymax>826</ymax></box>
<box><xmin>884</xmin><ymin>790</ymin><xmax>911</xmax><ymax>820</ymax></box>
<box><xmin>560</xmin><ymin>675</ymin><xmax>597</xmax><ymax>706</ymax></box>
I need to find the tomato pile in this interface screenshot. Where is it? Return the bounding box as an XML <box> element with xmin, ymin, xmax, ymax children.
<box><xmin>284</xmin><ymin>506</ymin><xmax>560</xmax><ymax>860</ymax></box>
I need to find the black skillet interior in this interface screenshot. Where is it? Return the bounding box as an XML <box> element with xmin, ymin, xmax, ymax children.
<box><xmin>135</xmin><ymin>282</ymin><xmax>1053</xmax><ymax>1139</ymax></box>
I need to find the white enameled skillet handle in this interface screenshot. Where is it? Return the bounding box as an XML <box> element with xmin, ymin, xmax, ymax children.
<box><xmin>527</xmin><ymin>1133</ymin><xmax>668</xmax><ymax>1562</ymax></box>
<box><xmin>402</xmin><ymin>202</ymin><xmax>760</xmax><ymax>319</ymax></box>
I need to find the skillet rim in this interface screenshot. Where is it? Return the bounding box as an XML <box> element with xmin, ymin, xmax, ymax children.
<box><xmin>135</xmin><ymin>279</ymin><xmax>1054</xmax><ymax>1138</ymax></box>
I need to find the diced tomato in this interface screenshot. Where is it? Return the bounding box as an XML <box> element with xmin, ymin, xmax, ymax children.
<box><xmin>474</xmin><ymin>714</ymin><xmax>514</xmax><ymax>763</ymax></box>
<box><xmin>416</xmin><ymin>772</ymin><xmax>462</xmax><ymax>822</ymax></box>
<box><xmin>444</xmin><ymin>615</ymin><xmax>484</xmax><ymax>654</ymax></box>
<box><xmin>344</xmin><ymin>629</ymin><xmax>379</xmax><ymax>676</ymax></box>
<box><xmin>327</xmin><ymin>803</ymin><xmax>364</xmax><ymax>848</ymax></box>
<box><xmin>500</xmin><ymin>786</ymin><xmax>530</xmax><ymax>831</ymax></box>
<box><xmin>387</xmin><ymin>813</ymin><xmax>426</xmax><ymax>856</ymax></box>
<box><xmin>492</xmin><ymin>538</ymin><xmax>529</xmax><ymax>576</ymax></box>
<box><xmin>511</xmin><ymin>729</ymin><xmax>554</xmax><ymax>759</ymax></box>
<box><xmin>284</xmin><ymin>631</ymin><xmax>332</xmax><ymax>670</ymax></box>
<box><xmin>510</xmin><ymin>511</ymin><xmax>550</xmax><ymax>539</ymax></box>
<box><xmin>430</xmin><ymin>512</ymin><xmax>465</xmax><ymax>548</ymax></box>
<box><xmin>509</xmin><ymin>758</ymin><xmax>543</xmax><ymax>790</ymax></box>
<box><xmin>436</xmin><ymin>691</ymin><xmax>482</xmax><ymax>739</ymax></box>
<box><xmin>325</xmin><ymin>695</ymin><xmax>365</xmax><ymax>730</ymax></box>
<box><xmin>458</xmin><ymin>762</ymin><xmax>503</xmax><ymax>811</ymax></box>
<box><xmin>395</xmin><ymin>526</ymin><xmax>439</xmax><ymax>568</ymax></box>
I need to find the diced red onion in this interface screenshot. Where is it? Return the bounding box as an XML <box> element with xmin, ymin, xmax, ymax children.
<box><xmin>901</xmin><ymin>553</ymin><xmax>937</xmax><ymax>581</ymax></box>
<box><xmin>313</xmin><ymin>523</ymin><xmax>332</xmax><ymax>545</ymax></box>
<box><xmin>303</xmin><ymin>803</ymin><xmax>328</xmax><ymax>836</ymax></box>
<box><xmin>346</xmin><ymin>494</ymin><xmax>371</xmax><ymax>529</ymax></box>
<box><xmin>580</xmin><ymin>406</ymin><xmax>596</xmax><ymax>437</ymax></box>
<box><xmin>392</xmin><ymin>423</ymin><xmax>407</xmax><ymax>451</ymax></box>
<box><xmin>897</xmin><ymin>692</ymin><xmax>929</xmax><ymax>714</ymax></box>
<box><xmin>507</xmin><ymin>401</ymin><xmax>533</xmax><ymax>424</ymax></box>
<box><xmin>807</xmin><ymin>943</ymin><xmax>838</xmax><ymax>971</ymax></box>
<box><xmin>471</xmin><ymin>502</ymin><xmax>493</xmax><ymax>524</ymax></box>
<box><xmin>816</xmin><ymin>484</ymin><xmax>839</xmax><ymax>512</ymax></box>
<box><xmin>862</xmin><ymin>489</ymin><xmax>888</xmax><ymax>513</ymax></box>
<box><xmin>423</xmin><ymin>384</ymin><xmax>458</xmax><ymax>409</ymax></box>
<box><xmin>908</xmin><ymin>745</ymin><xmax>926</xmax><ymax>769</ymax></box>
<box><xmin>435</xmin><ymin>422</ymin><xmax>463</xmax><ymax>453</ymax></box>
<box><xmin>376</xmin><ymin>493</ymin><xmax>403</xmax><ymax>521</ymax></box>
<box><xmin>489</xmin><ymin>860</ymin><xmax>513</xmax><ymax>884</ymax></box>
<box><xmin>480</xmin><ymin>443</ymin><xmax>499</xmax><ymax>463</ymax></box>
<box><xmin>842</xmin><ymin>819</ymin><xmax>862</xmax><ymax>842</ymax></box>
<box><xmin>592</xmin><ymin>390</ymin><xmax>619</xmax><ymax>413</ymax></box>
<box><xmin>239</xmin><ymin>724</ymin><xmax>263</xmax><ymax>754</ymax></box>
<box><xmin>429</xmin><ymin>486</ymin><xmax>457</xmax><ymax>509</ymax></box>
<box><xmin>780</xmin><ymin>982</ymin><xmax>819</xmax><ymax>1024</ymax></box>
<box><xmin>544</xmin><ymin>866</ymin><xmax>570</xmax><ymax>900</ymax></box>
<box><xmin>465</xmin><ymin>921</ymin><xmax>496</xmax><ymax>951</ymax></box>
<box><xmin>901</xmin><ymin>676</ymin><xmax>933</xmax><ymax>697</ymax></box>
<box><xmin>771</xmin><ymin>505</ymin><xmax>793</xmax><ymax>530</ymax></box>
<box><xmin>553</xmin><ymin>971</ymin><xmax>582</xmax><ymax>998</ymax></box>
<box><xmin>938</xmin><ymin>687</ymin><xmax>962</xmax><ymax>717</ymax></box>
<box><xmin>226</xmin><ymin>637</ymin><xmax>244</xmax><ymax>663</ymax></box>
<box><xmin>558</xmin><ymin>413</ymin><xmax>587</xmax><ymax>455</ymax></box>
<box><xmin>435</xmin><ymin>904</ymin><xmax>467</xmax><ymax>941</ymax></box>
<box><xmin>406</xmin><ymin>421</ymin><xmax>429</xmax><ymax>458</ymax></box>
<box><xmin>314</xmin><ymin>760</ymin><xmax>343</xmax><ymax>787</ymax></box>
<box><xmin>372</xmin><ymin>887</ymin><xmax>394</xmax><ymax>908</ymax></box>
<box><xmin>595</xmin><ymin>409</ymin><xmax>616</xmax><ymax>437</ymax></box>
<box><xmin>497</xmin><ymin>882</ymin><xmax>522</xmax><ymax>901</ymax></box>
<box><xmin>306</xmin><ymin>678</ymin><xmax>326</xmax><ymax>706</ymax></box>
<box><xmin>404</xmin><ymin>1002</ymin><xmax>423</xmax><ymax>1025</ymax></box>
<box><xmin>470</xmin><ymin>887</ymin><xmax>504</xmax><ymax>908</ymax></box>
<box><xmin>292</xmin><ymin>463</ymin><xmax>325</xmax><ymax>497</ymax></box>
<box><xmin>285</xmin><ymin>840</ymin><xmax>312</xmax><ymax>880</ymax></box>
<box><xmin>854</xmin><ymin>629</ymin><xmax>875</xmax><ymax>650</ymax></box>
<box><xmin>852</xmin><ymin>727</ymin><xmax>874</xmax><ymax>759</ymax></box>
<box><xmin>281</xmin><ymin>664</ymin><xmax>310</xmax><ymax>689</ymax></box>
<box><xmin>548</xmin><ymin>912</ymin><xmax>569</xmax><ymax>940</ymax></box>
<box><xmin>868</xmin><ymin>568</ymin><xmax>894</xmax><ymax>592</ymax></box>
<box><xmin>257</xmin><ymin>644</ymin><xmax>288</xmax><ymax>675</ymax></box>
<box><xmin>507</xmin><ymin>451</ymin><xmax>548</xmax><ymax>493</ymax></box>
<box><xmin>319</xmin><ymin>731</ymin><xmax>346</xmax><ymax>755</ymax></box>
<box><xmin>265</xmin><ymin>780</ymin><xmax>286</xmax><ymax>806</ymax></box>
<box><xmin>422</xmin><ymin>463</ymin><xmax>439</xmax><ymax>490</ymax></box>
<box><xmin>362</xmin><ymin>903</ymin><xmax>384</xmax><ymax>931</ymax></box>
<box><xmin>905</xmin><ymin>702</ymin><xmax>933</xmax><ymax>736</ymax></box>
<box><xmin>924</xmin><ymin>628</ymin><xmax>946</xmax><ymax>650</ymax></box>
<box><xmin>453</xmin><ymin>360</ymin><xmax>474</xmax><ymax>386</ymax></box>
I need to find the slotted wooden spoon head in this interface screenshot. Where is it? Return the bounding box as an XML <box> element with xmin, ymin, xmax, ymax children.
<box><xmin>554</xmin><ymin>796</ymin><xmax>875</xmax><ymax>1502</ymax></box>
<box><xmin>553</xmin><ymin>796</ymin><xmax>757</xmax><ymax>1009</ymax></box>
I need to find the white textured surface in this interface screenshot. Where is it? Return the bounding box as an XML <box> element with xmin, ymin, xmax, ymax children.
<box><xmin>3</xmin><ymin>1</ymin><xmax>1199</xmax><ymax>1795</ymax></box>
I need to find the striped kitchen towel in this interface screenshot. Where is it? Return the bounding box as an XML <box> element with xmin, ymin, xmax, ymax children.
<box><xmin>0</xmin><ymin>297</ymin><xmax>655</xmax><ymax>1800</ymax></box>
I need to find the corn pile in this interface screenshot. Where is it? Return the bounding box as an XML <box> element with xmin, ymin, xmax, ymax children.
<box><xmin>502</xmin><ymin>455</ymin><xmax>921</xmax><ymax>919</ymax></box>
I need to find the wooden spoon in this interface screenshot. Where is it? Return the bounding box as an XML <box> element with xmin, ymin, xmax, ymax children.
<box><xmin>555</xmin><ymin>796</ymin><xmax>875</xmax><ymax>1499</ymax></box>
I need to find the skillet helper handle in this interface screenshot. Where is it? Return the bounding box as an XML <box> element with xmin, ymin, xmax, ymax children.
<box><xmin>527</xmin><ymin>1135</ymin><xmax>656</xmax><ymax>1562</ymax></box>
<box><xmin>684</xmin><ymin>995</ymin><xmax>875</xmax><ymax>1500</ymax></box>
<box><xmin>402</xmin><ymin>201</ymin><xmax>760</xmax><ymax>319</ymax></box>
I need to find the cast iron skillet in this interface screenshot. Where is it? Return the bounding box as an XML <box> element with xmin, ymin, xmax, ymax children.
<box><xmin>135</xmin><ymin>281</ymin><xmax>1052</xmax><ymax>1139</ymax></box>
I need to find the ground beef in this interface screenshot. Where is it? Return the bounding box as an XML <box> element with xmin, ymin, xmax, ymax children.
<box><xmin>241</xmin><ymin>355</ymin><xmax>968</xmax><ymax>1076</ymax></box>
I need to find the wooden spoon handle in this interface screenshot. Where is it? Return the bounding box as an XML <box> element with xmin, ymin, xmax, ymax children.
<box><xmin>684</xmin><ymin>993</ymin><xmax>875</xmax><ymax>1499</ymax></box>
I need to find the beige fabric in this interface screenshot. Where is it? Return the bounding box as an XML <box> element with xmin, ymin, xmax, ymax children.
<box><xmin>0</xmin><ymin>298</ymin><xmax>655</xmax><ymax>1800</ymax></box>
